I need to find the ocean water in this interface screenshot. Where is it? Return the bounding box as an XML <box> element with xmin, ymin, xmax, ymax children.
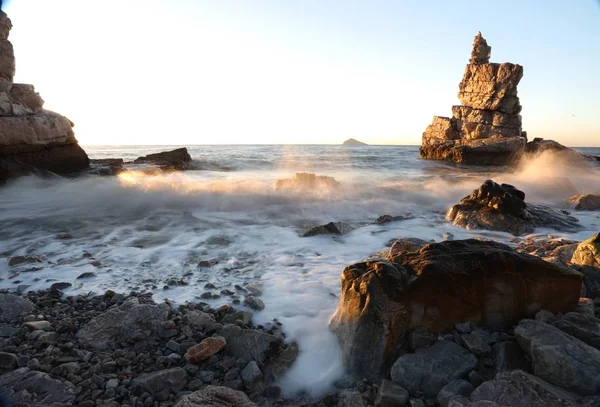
<box><xmin>1</xmin><ymin>144</ymin><xmax>600</xmax><ymax>395</ymax></box>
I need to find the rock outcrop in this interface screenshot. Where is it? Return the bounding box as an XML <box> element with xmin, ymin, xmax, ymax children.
<box><xmin>446</xmin><ymin>180</ymin><xmax>580</xmax><ymax>235</ymax></box>
<box><xmin>0</xmin><ymin>11</ymin><xmax>88</xmax><ymax>183</ymax></box>
<box><xmin>134</xmin><ymin>148</ymin><xmax>192</xmax><ymax>171</ymax></box>
<box><xmin>343</xmin><ymin>138</ymin><xmax>367</xmax><ymax>146</ymax></box>
<box><xmin>329</xmin><ymin>239</ymin><xmax>581</xmax><ymax>378</ymax></box>
<box><xmin>571</xmin><ymin>233</ymin><xmax>600</xmax><ymax>268</ymax></box>
<box><xmin>420</xmin><ymin>33</ymin><xmax>526</xmax><ymax>165</ymax></box>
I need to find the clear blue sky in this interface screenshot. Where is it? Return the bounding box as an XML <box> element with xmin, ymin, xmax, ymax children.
<box><xmin>5</xmin><ymin>0</ymin><xmax>600</xmax><ymax>146</ymax></box>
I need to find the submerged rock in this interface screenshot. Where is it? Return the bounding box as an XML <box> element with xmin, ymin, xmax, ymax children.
<box><xmin>302</xmin><ymin>221</ymin><xmax>353</xmax><ymax>237</ymax></box>
<box><xmin>329</xmin><ymin>239</ymin><xmax>581</xmax><ymax>378</ymax></box>
<box><xmin>420</xmin><ymin>33</ymin><xmax>526</xmax><ymax>165</ymax></box>
<box><xmin>566</xmin><ymin>193</ymin><xmax>600</xmax><ymax>211</ymax></box>
<box><xmin>571</xmin><ymin>233</ymin><xmax>600</xmax><ymax>268</ymax></box>
<box><xmin>446</xmin><ymin>180</ymin><xmax>579</xmax><ymax>235</ymax></box>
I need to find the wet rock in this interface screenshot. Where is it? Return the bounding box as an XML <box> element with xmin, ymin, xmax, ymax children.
<box><xmin>571</xmin><ymin>233</ymin><xmax>600</xmax><ymax>268</ymax></box>
<box><xmin>466</xmin><ymin>370</ymin><xmax>578</xmax><ymax>407</ymax></box>
<box><xmin>185</xmin><ymin>336</ymin><xmax>226</xmax><ymax>365</ymax></box>
<box><xmin>243</xmin><ymin>296</ymin><xmax>265</xmax><ymax>311</ymax></box>
<box><xmin>131</xmin><ymin>367</ymin><xmax>187</xmax><ymax>395</ymax></box>
<box><xmin>76</xmin><ymin>272</ymin><xmax>96</xmax><ymax>279</ymax></box>
<box><xmin>388</xmin><ymin>238</ymin><xmax>428</xmax><ymax>255</ymax></box>
<box><xmin>374</xmin><ymin>379</ymin><xmax>409</xmax><ymax>407</ymax></box>
<box><xmin>185</xmin><ymin>310</ymin><xmax>216</xmax><ymax>330</ymax></box>
<box><xmin>275</xmin><ymin>172</ymin><xmax>342</xmax><ymax>192</ymax></box>
<box><xmin>567</xmin><ymin>193</ymin><xmax>600</xmax><ymax>211</ymax></box>
<box><xmin>7</xmin><ymin>255</ymin><xmax>42</xmax><ymax>266</ymax></box>
<box><xmin>0</xmin><ymin>367</ymin><xmax>76</xmax><ymax>406</ymax></box>
<box><xmin>76</xmin><ymin>298</ymin><xmax>169</xmax><ymax>349</ymax></box>
<box><xmin>437</xmin><ymin>380</ymin><xmax>474</xmax><ymax>407</ymax></box>
<box><xmin>173</xmin><ymin>385</ymin><xmax>257</xmax><ymax>407</ymax></box>
<box><xmin>390</xmin><ymin>341</ymin><xmax>477</xmax><ymax>398</ymax></box>
<box><xmin>134</xmin><ymin>148</ymin><xmax>192</xmax><ymax>171</ymax></box>
<box><xmin>515</xmin><ymin>319</ymin><xmax>600</xmax><ymax>395</ymax></box>
<box><xmin>330</xmin><ymin>239</ymin><xmax>580</xmax><ymax>378</ymax></box>
<box><xmin>218</xmin><ymin>325</ymin><xmax>278</xmax><ymax>365</ymax></box>
<box><xmin>0</xmin><ymin>293</ymin><xmax>34</xmax><ymax>322</ymax></box>
<box><xmin>376</xmin><ymin>215</ymin><xmax>407</xmax><ymax>225</ymax></box>
<box><xmin>240</xmin><ymin>361</ymin><xmax>263</xmax><ymax>392</ymax></box>
<box><xmin>50</xmin><ymin>282</ymin><xmax>72</xmax><ymax>291</ymax></box>
<box><xmin>446</xmin><ymin>180</ymin><xmax>579</xmax><ymax>235</ymax></box>
<box><xmin>221</xmin><ymin>311</ymin><xmax>252</xmax><ymax>325</ymax></box>
<box><xmin>303</xmin><ymin>221</ymin><xmax>353</xmax><ymax>237</ymax></box>
<box><xmin>461</xmin><ymin>333</ymin><xmax>491</xmax><ymax>355</ymax></box>
<box><xmin>491</xmin><ymin>341</ymin><xmax>530</xmax><ymax>373</ymax></box>
<box><xmin>551</xmin><ymin>312</ymin><xmax>600</xmax><ymax>350</ymax></box>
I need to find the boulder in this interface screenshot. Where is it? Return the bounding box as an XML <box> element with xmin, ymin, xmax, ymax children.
<box><xmin>374</xmin><ymin>379</ymin><xmax>410</xmax><ymax>407</ymax></box>
<box><xmin>173</xmin><ymin>385</ymin><xmax>257</xmax><ymax>407</ymax></box>
<box><xmin>491</xmin><ymin>341</ymin><xmax>530</xmax><ymax>373</ymax></box>
<box><xmin>464</xmin><ymin>370</ymin><xmax>578</xmax><ymax>407</ymax></box>
<box><xmin>343</xmin><ymin>138</ymin><xmax>367</xmax><ymax>146</ymax></box>
<box><xmin>571</xmin><ymin>233</ymin><xmax>600</xmax><ymax>268</ymax></box>
<box><xmin>551</xmin><ymin>312</ymin><xmax>600</xmax><ymax>350</ymax></box>
<box><xmin>515</xmin><ymin>319</ymin><xmax>600</xmax><ymax>395</ymax></box>
<box><xmin>420</xmin><ymin>32</ymin><xmax>526</xmax><ymax>165</ymax></box>
<box><xmin>185</xmin><ymin>336</ymin><xmax>226</xmax><ymax>365</ymax></box>
<box><xmin>131</xmin><ymin>367</ymin><xmax>187</xmax><ymax>395</ymax></box>
<box><xmin>0</xmin><ymin>367</ymin><xmax>76</xmax><ymax>406</ymax></box>
<box><xmin>133</xmin><ymin>147</ymin><xmax>192</xmax><ymax>171</ymax></box>
<box><xmin>0</xmin><ymin>11</ymin><xmax>88</xmax><ymax>182</ymax></box>
<box><xmin>567</xmin><ymin>193</ymin><xmax>600</xmax><ymax>211</ymax></box>
<box><xmin>302</xmin><ymin>221</ymin><xmax>353</xmax><ymax>237</ymax></box>
<box><xmin>437</xmin><ymin>380</ymin><xmax>475</xmax><ymax>407</ymax></box>
<box><xmin>218</xmin><ymin>325</ymin><xmax>278</xmax><ymax>366</ymax></box>
<box><xmin>330</xmin><ymin>239</ymin><xmax>581</xmax><ymax>378</ymax></box>
<box><xmin>0</xmin><ymin>293</ymin><xmax>34</xmax><ymax>322</ymax></box>
<box><xmin>390</xmin><ymin>341</ymin><xmax>477</xmax><ymax>398</ymax></box>
<box><xmin>274</xmin><ymin>172</ymin><xmax>342</xmax><ymax>191</ymax></box>
<box><xmin>76</xmin><ymin>298</ymin><xmax>169</xmax><ymax>349</ymax></box>
<box><xmin>446</xmin><ymin>180</ymin><xmax>579</xmax><ymax>235</ymax></box>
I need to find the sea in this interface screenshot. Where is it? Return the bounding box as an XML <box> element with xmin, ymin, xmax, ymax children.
<box><xmin>1</xmin><ymin>144</ymin><xmax>600</xmax><ymax>395</ymax></box>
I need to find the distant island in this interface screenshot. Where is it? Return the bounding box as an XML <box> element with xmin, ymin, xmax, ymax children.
<box><xmin>342</xmin><ymin>138</ymin><xmax>367</xmax><ymax>146</ymax></box>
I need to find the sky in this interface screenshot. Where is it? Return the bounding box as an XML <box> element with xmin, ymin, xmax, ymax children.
<box><xmin>4</xmin><ymin>0</ymin><xmax>600</xmax><ymax>146</ymax></box>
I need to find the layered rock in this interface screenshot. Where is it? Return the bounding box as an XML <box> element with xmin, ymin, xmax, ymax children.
<box><xmin>420</xmin><ymin>32</ymin><xmax>526</xmax><ymax>165</ymax></box>
<box><xmin>446</xmin><ymin>180</ymin><xmax>580</xmax><ymax>235</ymax></box>
<box><xmin>0</xmin><ymin>11</ymin><xmax>88</xmax><ymax>182</ymax></box>
<box><xmin>329</xmin><ymin>239</ymin><xmax>581</xmax><ymax>378</ymax></box>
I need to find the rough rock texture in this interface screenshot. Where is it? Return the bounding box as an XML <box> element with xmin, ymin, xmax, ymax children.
<box><xmin>551</xmin><ymin>312</ymin><xmax>600</xmax><ymax>350</ymax></box>
<box><xmin>217</xmin><ymin>325</ymin><xmax>278</xmax><ymax>366</ymax></box>
<box><xmin>463</xmin><ymin>370</ymin><xmax>578</xmax><ymax>407</ymax></box>
<box><xmin>420</xmin><ymin>33</ymin><xmax>526</xmax><ymax>165</ymax></box>
<box><xmin>173</xmin><ymin>386</ymin><xmax>257</xmax><ymax>407</ymax></box>
<box><xmin>0</xmin><ymin>293</ymin><xmax>34</xmax><ymax>322</ymax></box>
<box><xmin>390</xmin><ymin>341</ymin><xmax>477</xmax><ymax>398</ymax></box>
<box><xmin>302</xmin><ymin>221</ymin><xmax>353</xmax><ymax>237</ymax></box>
<box><xmin>185</xmin><ymin>336</ymin><xmax>227</xmax><ymax>364</ymax></box>
<box><xmin>329</xmin><ymin>239</ymin><xmax>580</xmax><ymax>378</ymax></box>
<box><xmin>571</xmin><ymin>233</ymin><xmax>600</xmax><ymax>268</ymax></box>
<box><xmin>515</xmin><ymin>319</ymin><xmax>600</xmax><ymax>395</ymax></box>
<box><xmin>76</xmin><ymin>297</ymin><xmax>169</xmax><ymax>349</ymax></box>
<box><xmin>0</xmin><ymin>11</ymin><xmax>88</xmax><ymax>182</ymax></box>
<box><xmin>134</xmin><ymin>148</ymin><xmax>192</xmax><ymax>171</ymax></box>
<box><xmin>446</xmin><ymin>180</ymin><xmax>579</xmax><ymax>235</ymax></box>
<box><xmin>0</xmin><ymin>367</ymin><xmax>76</xmax><ymax>406</ymax></box>
<box><xmin>567</xmin><ymin>193</ymin><xmax>600</xmax><ymax>211</ymax></box>
<box><xmin>131</xmin><ymin>367</ymin><xmax>188</xmax><ymax>395</ymax></box>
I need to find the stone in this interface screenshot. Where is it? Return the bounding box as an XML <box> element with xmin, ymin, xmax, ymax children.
<box><xmin>390</xmin><ymin>341</ymin><xmax>477</xmax><ymax>398</ymax></box>
<box><xmin>455</xmin><ymin>322</ymin><xmax>473</xmax><ymax>334</ymax></box>
<box><xmin>131</xmin><ymin>368</ymin><xmax>187</xmax><ymax>395</ymax></box>
<box><xmin>420</xmin><ymin>33</ymin><xmax>527</xmax><ymax>165</ymax></box>
<box><xmin>330</xmin><ymin>239</ymin><xmax>580</xmax><ymax>378</ymax></box>
<box><xmin>172</xmin><ymin>385</ymin><xmax>257</xmax><ymax>407</ymax></box>
<box><xmin>274</xmin><ymin>172</ymin><xmax>342</xmax><ymax>192</ymax></box>
<box><xmin>446</xmin><ymin>180</ymin><xmax>579</xmax><ymax>235</ymax></box>
<box><xmin>133</xmin><ymin>148</ymin><xmax>191</xmax><ymax>171</ymax></box>
<box><xmin>491</xmin><ymin>341</ymin><xmax>530</xmax><ymax>373</ymax></box>
<box><xmin>218</xmin><ymin>325</ymin><xmax>278</xmax><ymax>366</ymax></box>
<box><xmin>467</xmin><ymin>370</ymin><xmax>578</xmax><ymax>407</ymax></box>
<box><xmin>567</xmin><ymin>194</ymin><xmax>600</xmax><ymax>211</ymax></box>
<box><xmin>571</xmin><ymin>233</ymin><xmax>600</xmax><ymax>268</ymax></box>
<box><xmin>185</xmin><ymin>336</ymin><xmax>226</xmax><ymax>365</ymax></box>
<box><xmin>23</xmin><ymin>320</ymin><xmax>52</xmax><ymax>332</ymax></box>
<box><xmin>337</xmin><ymin>389</ymin><xmax>366</xmax><ymax>407</ymax></box>
<box><xmin>376</xmin><ymin>215</ymin><xmax>408</xmax><ymax>225</ymax></box>
<box><xmin>240</xmin><ymin>361</ymin><xmax>263</xmax><ymax>392</ymax></box>
<box><xmin>577</xmin><ymin>297</ymin><xmax>595</xmax><ymax>317</ymax></box>
<box><xmin>7</xmin><ymin>255</ymin><xmax>42</xmax><ymax>266</ymax></box>
<box><xmin>76</xmin><ymin>298</ymin><xmax>169</xmax><ymax>349</ymax></box>
<box><xmin>374</xmin><ymin>379</ymin><xmax>409</xmax><ymax>407</ymax></box>
<box><xmin>437</xmin><ymin>380</ymin><xmax>475</xmax><ymax>407</ymax></box>
<box><xmin>221</xmin><ymin>311</ymin><xmax>252</xmax><ymax>325</ymax></box>
<box><xmin>0</xmin><ymin>352</ymin><xmax>17</xmax><ymax>372</ymax></box>
<box><xmin>461</xmin><ymin>333</ymin><xmax>491</xmax><ymax>355</ymax></box>
<box><xmin>343</xmin><ymin>138</ymin><xmax>367</xmax><ymax>146</ymax></box>
<box><xmin>0</xmin><ymin>367</ymin><xmax>76</xmax><ymax>406</ymax></box>
<box><xmin>515</xmin><ymin>319</ymin><xmax>600</xmax><ymax>395</ymax></box>
<box><xmin>551</xmin><ymin>312</ymin><xmax>600</xmax><ymax>350</ymax></box>
<box><xmin>243</xmin><ymin>296</ymin><xmax>265</xmax><ymax>311</ymax></box>
<box><xmin>185</xmin><ymin>310</ymin><xmax>216</xmax><ymax>330</ymax></box>
<box><xmin>408</xmin><ymin>327</ymin><xmax>437</xmax><ymax>351</ymax></box>
<box><xmin>0</xmin><ymin>293</ymin><xmax>34</xmax><ymax>322</ymax></box>
<box><xmin>302</xmin><ymin>221</ymin><xmax>353</xmax><ymax>237</ymax></box>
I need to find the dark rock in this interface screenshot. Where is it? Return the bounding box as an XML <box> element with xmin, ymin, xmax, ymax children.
<box><xmin>551</xmin><ymin>312</ymin><xmax>600</xmax><ymax>350</ymax></box>
<box><xmin>134</xmin><ymin>148</ymin><xmax>192</xmax><ymax>171</ymax></box>
<box><xmin>50</xmin><ymin>282</ymin><xmax>72</xmax><ymax>291</ymax></box>
<box><xmin>491</xmin><ymin>341</ymin><xmax>530</xmax><ymax>373</ymax></box>
<box><xmin>0</xmin><ymin>367</ymin><xmax>76</xmax><ymax>406</ymax></box>
<box><xmin>131</xmin><ymin>368</ymin><xmax>187</xmax><ymax>395</ymax></box>
<box><xmin>243</xmin><ymin>296</ymin><xmax>265</xmax><ymax>311</ymax></box>
<box><xmin>390</xmin><ymin>341</ymin><xmax>477</xmax><ymax>398</ymax></box>
<box><xmin>302</xmin><ymin>221</ymin><xmax>353</xmax><ymax>237</ymax></box>
<box><xmin>221</xmin><ymin>311</ymin><xmax>252</xmax><ymax>325</ymax></box>
<box><xmin>7</xmin><ymin>255</ymin><xmax>42</xmax><ymax>267</ymax></box>
<box><xmin>461</xmin><ymin>333</ymin><xmax>491</xmax><ymax>356</ymax></box>
<box><xmin>0</xmin><ymin>352</ymin><xmax>17</xmax><ymax>372</ymax></box>
<box><xmin>240</xmin><ymin>361</ymin><xmax>263</xmax><ymax>392</ymax></box>
<box><xmin>0</xmin><ymin>293</ymin><xmax>34</xmax><ymax>322</ymax></box>
<box><xmin>218</xmin><ymin>325</ymin><xmax>278</xmax><ymax>366</ymax></box>
<box><xmin>408</xmin><ymin>328</ymin><xmax>437</xmax><ymax>351</ymax></box>
<box><xmin>437</xmin><ymin>380</ymin><xmax>474</xmax><ymax>407</ymax></box>
<box><xmin>374</xmin><ymin>379</ymin><xmax>409</xmax><ymax>407</ymax></box>
<box><xmin>330</xmin><ymin>239</ymin><xmax>581</xmax><ymax>378</ymax></box>
<box><xmin>76</xmin><ymin>272</ymin><xmax>96</xmax><ymax>279</ymax></box>
<box><xmin>173</xmin><ymin>385</ymin><xmax>257</xmax><ymax>407</ymax></box>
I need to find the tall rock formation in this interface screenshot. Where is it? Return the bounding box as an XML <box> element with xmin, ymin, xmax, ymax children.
<box><xmin>419</xmin><ymin>32</ymin><xmax>526</xmax><ymax>165</ymax></box>
<box><xmin>0</xmin><ymin>11</ymin><xmax>88</xmax><ymax>182</ymax></box>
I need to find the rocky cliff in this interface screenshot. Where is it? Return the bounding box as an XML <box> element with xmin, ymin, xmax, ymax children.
<box><xmin>419</xmin><ymin>33</ymin><xmax>526</xmax><ymax>165</ymax></box>
<box><xmin>0</xmin><ymin>11</ymin><xmax>88</xmax><ymax>182</ymax></box>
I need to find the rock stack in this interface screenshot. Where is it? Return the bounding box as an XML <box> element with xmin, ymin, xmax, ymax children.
<box><xmin>419</xmin><ymin>32</ymin><xmax>527</xmax><ymax>165</ymax></box>
<box><xmin>0</xmin><ymin>11</ymin><xmax>88</xmax><ymax>183</ymax></box>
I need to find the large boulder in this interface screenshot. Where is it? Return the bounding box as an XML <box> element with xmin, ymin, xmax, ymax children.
<box><xmin>0</xmin><ymin>11</ymin><xmax>88</xmax><ymax>183</ymax></box>
<box><xmin>390</xmin><ymin>341</ymin><xmax>477</xmax><ymax>399</ymax></box>
<box><xmin>515</xmin><ymin>319</ymin><xmax>600</xmax><ymax>395</ymax></box>
<box><xmin>0</xmin><ymin>367</ymin><xmax>76</xmax><ymax>406</ymax></box>
<box><xmin>551</xmin><ymin>312</ymin><xmax>600</xmax><ymax>350</ymax></box>
<box><xmin>218</xmin><ymin>325</ymin><xmax>279</xmax><ymax>366</ymax></box>
<box><xmin>0</xmin><ymin>293</ymin><xmax>34</xmax><ymax>322</ymax></box>
<box><xmin>76</xmin><ymin>297</ymin><xmax>169</xmax><ymax>349</ymax></box>
<box><xmin>420</xmin><ymin>33</ymin><xmax>526</xmax><ymax>165</ymax></box>
<box><xmin>446</xmin><ymin>180</ymin><xmax>579</xmax><ymax>235</ymax></box>
<box><xmin>571</xmin><ymin>233</ymin><xmax>600</xmax><ymax>268</ymax></box>
<box><xmin>173</xmin><ymin>386</ymin><xmax>257</xmax><ymax>407</ymax></box>
<box><xmin>329</xmin><ymin>239</ymin><xmax>581</xmax><ymax>378</ymax></box>
<box><xmin>567</xmin><ymin>193</ymin><xmax>600</xmax><ymax>211</ymax></box>
<box><xmin>133</xmin><ymin>147</ymin><xmax>192</xmax><ymax>171</ymax></box>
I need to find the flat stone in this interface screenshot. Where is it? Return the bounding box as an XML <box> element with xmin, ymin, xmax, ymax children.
<box><xmin>551</xmin><ymin>312</ymin><xmax>600</xmax><ymax>350</ymax></box>
<box><xmin>243</xmin><ymin>296</ymin><xmax>265</xmax><ymax>311</ymax></box>
<box><xmin>390</xmin><ymin>341</ymin><xmax>477</xmax><ymax>398</ymax></box>
<box><xmin>491</xmin><ymin>341</ymin><xmax>530</xmax><ymax>373</ymax></box>
<box><xmin>218</xmin><ymin>325</ymin><xmax>279</xmax><ymax>365</ymax></box>
<box><xmin>23</xmin><ymin>320</ymin><xmax>53</xmax><ymax>332</ymax></box>
<box><xmin>221</xmin><ymin>311</ymin><xmax>252</xmax><ymax>325</ymax></box>
<box><xmin>185</xmin><ymin>310</ymin><xmax>216</xmax><ymax>330</ymax></box>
